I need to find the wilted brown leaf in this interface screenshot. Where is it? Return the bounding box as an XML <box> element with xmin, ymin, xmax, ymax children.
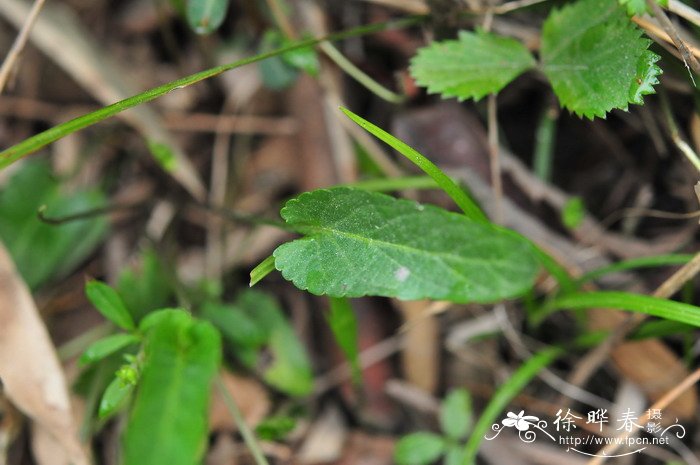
<box><xmin>0</xmin><ymin>241</ymin><xmax>87</xmax><ymax>465</ymax></box>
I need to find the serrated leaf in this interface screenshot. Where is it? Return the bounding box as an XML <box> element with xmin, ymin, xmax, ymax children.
<box><xmin>273</xmin><ymin>188</ymin><xmax>538</xmax><ymax>303</ymax></box>
<box><xmin>80</xmin><ymin>333</ymin><xmax>140</xmax><ymax>366</ymax></box>
<box><xmin>86</xmin><ymin>281</ymin><xmax>136</xmax><ymax>331</ymax></box>
<box><xmin>619</xmin><ymin>0</ymin><xmax>667</xmax><ymax>16</ymax></box>
<box><xmin>541</xmin><ymin>0</ymin><xmax>659</xmax><ymax>118</ymax></box>
<box><xmin>629</xmin><ymin>50</ymin><xmax>662</xmax><ymax>105</ymax></box>
<box><xmin>410</xmin><ymin>29</ymin><xmax>535</xmax><ymax>101</ymax></box>
<box><xmin>186</xmin><ymin>0</ymin><xmax>230</xmax><ymax>34</ymax></box>
<box><xmin>123</xmin><ymin>310</ymin><xmax>221</xmax><ymax>465</ymax></box>
<box><xmin>440</xmin><ymin>389</ymin><xmax>472</xmax><ymax>440</ymax></box>
<box><xmin>394</xmin><ymin>432</ymin><xmax>445</xmax><ymax>465</ymax></box>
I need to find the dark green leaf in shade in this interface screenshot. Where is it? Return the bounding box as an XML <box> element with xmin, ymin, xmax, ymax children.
<box><xmin>273</xmin><ymin>188</ymin><xmax>539</xmax><ymax>303</ymax></box>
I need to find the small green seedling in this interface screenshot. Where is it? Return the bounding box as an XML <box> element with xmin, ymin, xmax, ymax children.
<box><xmin>394</xmin><ymin>389</ymin><xmax>473</xmax><ymax>465</ymax></box>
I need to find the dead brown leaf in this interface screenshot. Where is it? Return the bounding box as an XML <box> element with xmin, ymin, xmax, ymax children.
<box><xmin>0</xmin><ymin>241</ymin><xmax>87</xmax><ymax>465</ymax></box>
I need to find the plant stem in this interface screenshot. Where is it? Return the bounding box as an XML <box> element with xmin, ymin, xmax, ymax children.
<box><xmin>341</xmin><ymin>107</ymin><xmax>489</xmax><ymax>223</ymax></box>
<box><xmin>0</xmin><ymin>15</ymin><xmax>425</xmax><ymax>169</ymax></box>
<box><xmin>250</xmin><ymin>255</ymin><xmax>276</xmax><ymax>287</ymax></box>
<box><xmin>533</xmin><ymin>105</ymin><xmax>558</xmax><ymax>182</ymax></box>
<box><xmin>216</xmin><ymin>376</ymin><xmax>271</xmax><ymax>465</ymax></box>
<box><xmin>320</xmin><ymin>42</ymin><xmax>406</xmax><ymax>104</ymax></box>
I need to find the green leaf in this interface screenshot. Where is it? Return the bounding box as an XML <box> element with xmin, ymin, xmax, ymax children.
<box><xmin>201</xmin><ymin>302</ymin><xmax>268</xmax><ymax>349</ymax></box>
<box><xmin>341</xmin><ymin>108</ymin><xmax>487</xmax><ymax>223</ymax></box>
<box><xmin>410</xmin><ymin>29</ymin><xmax>535</xmax><ymax>101</ymax></box>
<box><xmin>327</xmin><ymin>298</ymin><xmax>361</xmax><ymax>382</ymax></box>
<box><xmin>537</xmin><ymin>291</ymin><xmax>700</xmax><ymax>327</ymax></box>
<box><xmin>394</xmin><ymin>432</ymin><xmax>445</xmax><ymax>465</ymax></box>
<box><xmin>562</xmin><ymin>197</ymin><xmax>585</xmax><ymax>229</ymax></box>
<box><xmin>123</xmin><ymin>310</ymin><xmax>221</xmax><ymax>465</ymax></box>
<box><xmin>281</xmin><ymin>35</ymin><xmax>320</xmax><ymax>77</ymax></box>
<box><xmin>541</xmin><ymin>0</ymin><xmax>659</xmax><ymax>118</ymax></box>
<box><xmin>273</xmin><ymin>188</ymin><xmax>539</xmax><ymax>303</ymax></box>
<box><xmin>444</xmin><ymin>446</ymin><xmax>466</xmax><ymax>465</ymax></box>
<box><xmin>463</xmin><ymin>346</ymin><xmax>563</xmax><ymax>464</ymax></box>
<box><xmin>264</xmin><ymin>324</ymin><xmax>314</xmax><ymax>396</ymax></box>
<box><xmin>440</xmin><ymin>389</ymin><xmax>472</xmax><ymax>440</ymax></box>
<box><xmin>618</xmin><ymin>0</ymin><xmax>667</xmax><ymax>16</ymax></box>
<box><xmin>147</xmin><ymin>140</ymin><xmax>178</xmax><ymax>172</ymax></box>
<box><xmin>186</xmin><ymin>0</ymin><xmax>230</xmax><ymax>34</ymax></box>
<box><xmin>117</xmin><ymin>248</ymin><xmax>173</xmax><ymax>322</ymax></box>
<box><xmin>0</xmin><ymin>161</ymin><xmax>107</xmax><ymax>289</ymax></box>
<box><xmin>99</xmin><ymin>375</ymin><xmax>136</xmax><ymax>420</ymax></box>
<box><xmin>258</xmin><ymin>30</ymin><xmax>299</xmax><ymax>90</ymax></box>
<box><xmin>86</xmin><ymin>281</ymin><xmax>136</xmax><ymax>331</ymax></box>
<box><xmin>255</xmin><ymin>415</ymin><xmax>297</xmax><ymax>441</ymax></box>
<box><xmin>629</xmin><ymin>50</ymin><xmax>662</xmax><ymax>105</ymax></box>
<box><xmin>80</xmin><ymin>333</ymin><xmax>140</xmax><ymax>366</ymax></box>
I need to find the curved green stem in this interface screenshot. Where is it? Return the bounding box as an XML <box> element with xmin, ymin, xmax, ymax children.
<box><xmin>0</xmin><ymin>15</ymin><xmax>425</xmax><ymax>169</ymax></box>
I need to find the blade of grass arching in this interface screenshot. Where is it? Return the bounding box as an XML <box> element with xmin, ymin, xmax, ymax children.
<box><xmin>537</xmin><ymin>291</ymin><xmax>700</xmax><ymax>327</ymax></box>
<box><xmin>340</xmin><ymin>107</ymin><xmax>489</xmax><ymax>223</ymax></box>
<box><xmin>577</xmin><ymin>253</ymin><xmax>694</xmax><ymax>284</ymax></box>
<box><xmin>462</xmin><ymin>346</ymin><xmax>563</xmax><ymax>465</ymax></box>
<box><xmin>0</xmin><ymin>16</ymin><xmax>424</xmax><ymax>170</ymax></box>
<box><xmin>344</xmin><ymin>175</ymin><xmax>438</xmax><ymax>191</ymax></box>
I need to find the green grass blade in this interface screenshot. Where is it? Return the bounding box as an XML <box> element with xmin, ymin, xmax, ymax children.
<box><xmin>462</xmin><ymin>346</ymin><xmax>563</xmax><ymax>464</ymax></box>
<box><xmin>0</xmin><ymin>16</ymin><xmax>424</xmax><ymax>170</ymax></box>
<box><xmin>344</xmin><ymin>175</ymin><xmax>438</xmax><ymax>191</ymax></box>
<box><xmin>538</xmin><ymin>291</ymin><xmax>700</xmax><ymax>327</ymax></box>
<box><xmin>340</xmin><ymin>108</ymin><xmax>488</xmax><ymax>223</ymax></box>
<box><xmin>577</xmin><ymin>254</ymin><xmax>694</xmax><ymax>284</ymax></box>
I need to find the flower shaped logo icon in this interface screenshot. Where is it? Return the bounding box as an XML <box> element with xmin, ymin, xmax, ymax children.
<box><xmin>502</xmin><ymin>411</ymin><xmax>539</xmax><ymax>431</ymax></box>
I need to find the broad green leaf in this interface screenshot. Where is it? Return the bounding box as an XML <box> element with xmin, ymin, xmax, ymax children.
<box><xmin>273</xmin><ymin>188</ymin><xmax>538</xmax><ymax>303</ymax></box>
<box><xmin>186</xmin><ymin>0</ymin><xmax>230</xmax><ymax>34</ymax></box>
<box><xmin>264</xmin><ymin>325</ymin><xmax>314</xmax><ymax>396</ymax></box>
<box><xmin>99</xmin><ymin>375</ymin><xmax>135</xmax><ymax>420</ymax></box>
<box><xmin>202</xmin><ymin>291</ymin><xmax>313</xmax><ymax>396</ymax></box>
<box><xmin>618</xmin><ymin>0</ymin><xmax>667</xmax><ymax>16</ymax></box>
<box><xmin>410</xmin><ymin>29</ymin><xmax>535</xmax><ymax>101</ymax></box>
<box><xmin>117</xmin><ymin>248</ymin><xmax>172</xmax><ymax>322</ymax></box>
<box><xmin>394</xmin><ymin>432</ymin><xmax>445</xmax><ymax>465</ymax></box>
<box><xmin>327</xmin><ymin>298</ymin><xmax>361</xmax><ymax>382</ymax></box>
<box><xmin>541</xmin><ymin>0</ymin><xmax>659</xmax><ymax>118</ymax></box>
<box><xmin>444</xmin><ymin>446</ymin><xmax>466</xmax><ymax>465</ymax></box>
<box><xmin>258</xmin><ymin>30</ymin><xmax>299</xmax><ymax>90</ymax></box>
<box><xmin>282</xmin><ymin>35</ymin><xmax>320</xmax><ymax>77</ymax></box>
<box><xmin>80</xmin><ymin>333</ymin><xmax>140</xmax><ymax>366</ymax></box>
<box><xmin>201</xmin><ymin>302</ymin><xmax>267</xmax><ymax>349</ymax></box>
<box><xmin>86</xmin><ymin>281</ymin><xmax>136</xmax><ymax>331</ymax></box>
<box><xmin>538</xmin><ymin>291</ymin><xmax>700</xmax><ymax>327</ymax></box>
<box><xmin>440</xmin><ymin>389</ymin><xmax>472</xmax><ymax>440</ymax></box>
<box><xmin>463</xmin><ymin>346</ymin><xmax>563</xmax><ymax>464</ymax></box>
<box><xmin>123</xmin><ymin>310</ymin><xmax>221</xmax><ymax>465</ymax></box>
<box><xmin>0</xmin><ymin>160</ymin><xmax>107</xmax><ymax>289</ymax></box>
